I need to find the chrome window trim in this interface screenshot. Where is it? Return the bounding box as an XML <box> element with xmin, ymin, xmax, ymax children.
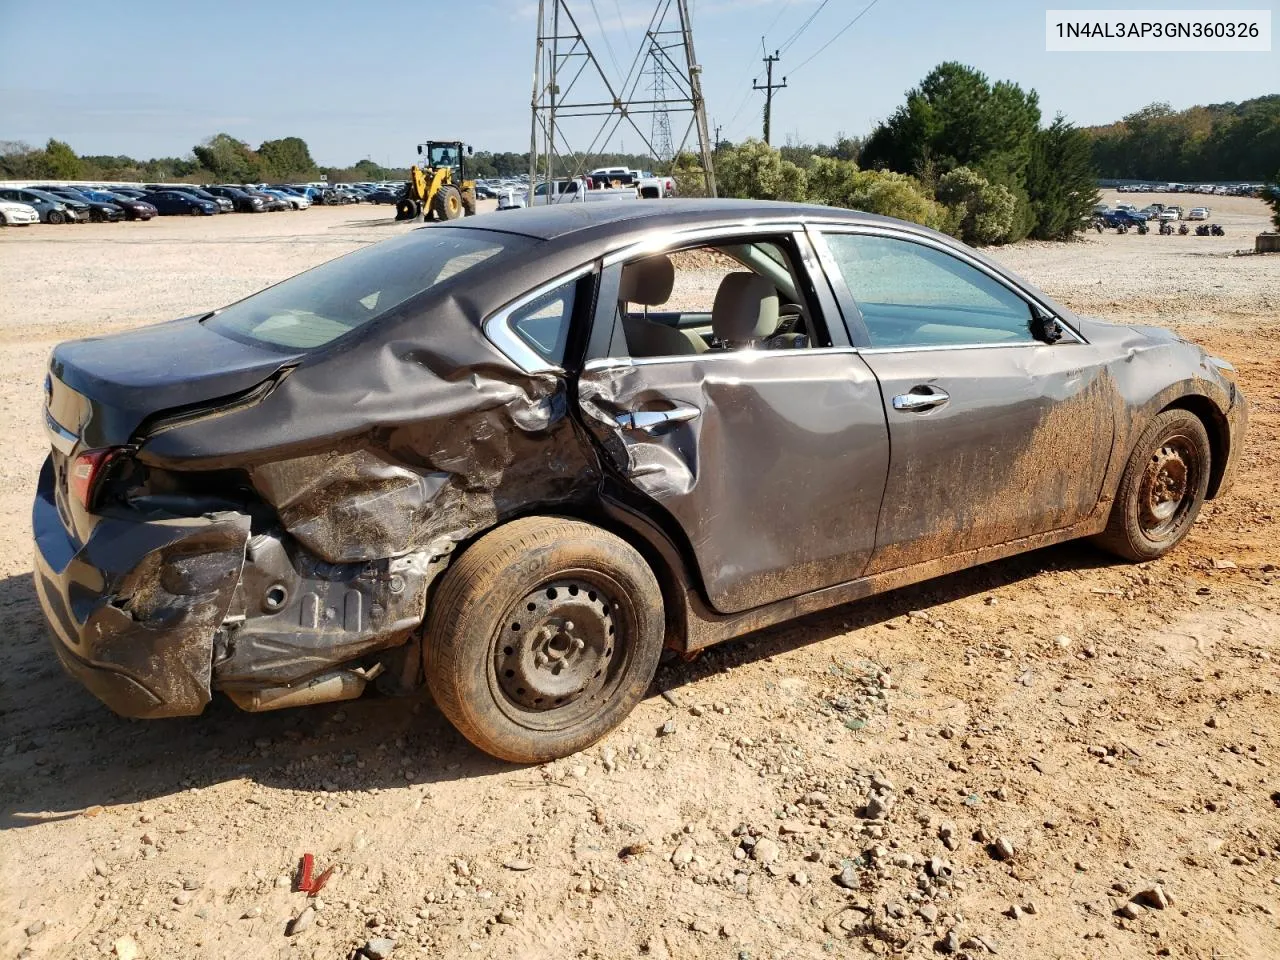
<box><xmin>582</xmin><ymin>346</ymin><xmax>861</xmax><ymax>373</ymax></box>
<box><xmin>857</xmin><ymin>340</ymin><xmax>1074</xmax><ymax>356</ymax></box>
<box><xmin>601</xmin><ymin>220</ymin><xmax>807</xmax><ymax>267</ymax></box>
<box><xmin>482</xmin><ymin>262</ymin><xmax>596</xmax><ymax>374</ymax></box>
<box><xmin>806</xmin><ymin>222</ymin><xmax>1088</xmax><ymax>346</ymax></box>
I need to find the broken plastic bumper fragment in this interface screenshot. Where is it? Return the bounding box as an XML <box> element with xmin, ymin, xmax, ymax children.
<box><xmin>32</xmin><ymin>458</ymin><xmax>249</xmax><ymax>718</ymax></box>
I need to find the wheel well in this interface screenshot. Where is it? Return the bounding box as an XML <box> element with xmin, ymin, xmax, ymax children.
<box><xmin>1161</xmin><ymin>395</ymin><xmax>1228</xmax><ymax>498</ymax></box>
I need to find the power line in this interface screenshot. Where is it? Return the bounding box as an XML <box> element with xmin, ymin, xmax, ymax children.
<box><xmin>587</xmin><ymin>0</ymin><xmax>624</xmax><ymax>81</ymax></box>
<box><xmin>762</xmin><ymin>0</ymin><xmax>795</xmax><ymax>41</ymax></box>
<box><xmin>611</xmin><ymin>0</ymin><xmax>630</xmax><ymax>53</ymax></box>
<box><xmin>778</xmin><ymin>0</ymin><xmax>832</xmax><ymax>54</ymax></box>
<box><xmin>789</xmin><ymin>0</ymin><xmax>883</xmax><ymax>75</ymax></box>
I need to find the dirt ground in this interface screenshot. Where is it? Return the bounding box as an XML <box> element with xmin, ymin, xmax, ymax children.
<box><xmin>1</xmin><ymin>198</ymin><xmax>1277</xmax><ymax>960</ymax></box>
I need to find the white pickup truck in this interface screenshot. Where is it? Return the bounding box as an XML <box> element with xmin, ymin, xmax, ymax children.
<box><xmin>498</xmin><ymin>173</ymin><xmax>674</xmax><ymax>211</ymax></box>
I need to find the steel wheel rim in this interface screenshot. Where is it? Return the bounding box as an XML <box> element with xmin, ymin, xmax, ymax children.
<box><xmin>488</xmin><ymin>572</ymin><xmax>632</xmax><ymax>732</ymax></box>
<box><xmin>1137</xmin><ymin>434</ymin><xmax>1199</xmax><ymax>539</ymax></box>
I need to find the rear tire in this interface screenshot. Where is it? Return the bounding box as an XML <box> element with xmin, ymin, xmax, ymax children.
<box><xmin>0</xmin><ymin>212</ymin><xmax>7</xmax><ymax>227</ymax></box>
<box><xmin>433</xmin><ymin>185</ymin><xmax>464</xmax><ymax>221</ymax></box>
<box><xmin>394</xmin><ymin>198</ymin><xmax>419</xmax><ymax>221</ymax></box>
<box><xmin>424</xmin><ymin>517</ymin><xmax>665</xmax><ymax>763</ymax></box>
<box><xmin>1092</xmin><ymin>409</ymin><xmax>1211</xmax><ymax>562</ymax></box>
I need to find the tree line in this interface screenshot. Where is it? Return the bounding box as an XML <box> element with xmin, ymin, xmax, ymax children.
<box><xmin>0</xmin><ymin>134</ymin><xmax>404</xmax><ymax>185</ymax></box>
<box><xmin>677</xmin><ymin>62</ymin><xmax>1099</xmax><ymax>246</ymax></box>
<box><xmin>0</xmin><ymin>134</ymin><xmax>666</xmax><ymax>186</ymax></box>
<box><xmin>1086</xmin><ymin>95</ymin><xmax>1279</xmax><ymax>182</ymax></box>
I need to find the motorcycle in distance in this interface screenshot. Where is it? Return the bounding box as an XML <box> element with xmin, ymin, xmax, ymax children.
<box><xmin>1195</xmin><ymin>224</ymin><xmax>1224</xmax><ymax>236</ymax></box>
<box><xmin>1159</xmin><ymin>221</ymin><xmax>1175</xmax><ymax>235</ymax></box>
<box><xmin>1179</xmin><ymin>222</ymin><xmax>1190</xmax><ymax>235</ymax></box>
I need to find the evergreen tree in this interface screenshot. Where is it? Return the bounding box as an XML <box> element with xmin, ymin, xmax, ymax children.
<box><xmin>1026</xmin><ymin>116</ymin><xmax>1101</xmax><ymax>240</ymax></box>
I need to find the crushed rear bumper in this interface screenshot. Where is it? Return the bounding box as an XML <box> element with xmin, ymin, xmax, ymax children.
<box><xmin>32</xmin><ymin>457</ymin><xmax>249</xmax><ymax>718</ymax></box>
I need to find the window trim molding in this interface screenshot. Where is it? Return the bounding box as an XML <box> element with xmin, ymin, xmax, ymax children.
<box><xmin>582</xmin><ymin>346</ymin><xmax>862</xmax><ymax>372</ymax></box>
<box><xmin>601</xmin><ymin>220</ymin><xmax>808</xmax><ymax>267</ymax></box>
<box><xmin>483</xmin><ymin>263</ymin><xmax>596</xmax><ymax>374</ymax></box>
<box><xmin>807</xmin><ymin>223</ymin><xmax>1088</xmax><ymax>347</ymax></box>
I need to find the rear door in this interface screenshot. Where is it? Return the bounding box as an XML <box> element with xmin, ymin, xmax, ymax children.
<box><xmin>812</xmin><ymin>227</ymin><xmax>1114</xmax><ymax>573</ymax></box>
<box><xmin>575</xmin><ymin>227</ymin><xmax>890</xmax><ymax>615</ymax></box>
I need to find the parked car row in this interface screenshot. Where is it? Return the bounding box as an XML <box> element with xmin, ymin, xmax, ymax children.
<box><xmin>1113</xmin><ymin>181</ymin><xmax>1263</xmax><ymax>197</ymax></box>
<box><xmin>1093</xmin><ymin>202</ymin><xmax>1212</xmax><ymax>225</ymax></box>
<box><xmin>0</xmin><ymin>182</ymin><xmax>326</xmax><ymax>226</ymax></box>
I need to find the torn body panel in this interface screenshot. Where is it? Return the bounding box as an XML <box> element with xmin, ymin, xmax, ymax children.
<box><xmin>214</xmin><ymin>532</ymin><xmax>447</xmax><ymax>688</ymax></box>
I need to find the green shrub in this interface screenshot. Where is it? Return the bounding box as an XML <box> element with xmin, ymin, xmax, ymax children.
<box><xmin>715</xmin><ymin>139</ymin><xmax>808</xmax><ymax>202</ymax></box>
<box><xmin>936</xmin><ymin>167</ymin><xmax>1018</xmax><ymax>244</ymax></box>
<box><xmin>808</xmin><ymin>156</ymin><xmax>948</xmax><ymax>230</ymax></box>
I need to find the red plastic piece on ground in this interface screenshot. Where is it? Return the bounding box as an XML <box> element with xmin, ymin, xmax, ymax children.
<box><xmin>308</xmin><ymin>865</ymin><xmax>335</xmax><ymax>897</ymax></box>
<box><xmin>297</xmin><ymin>853</ymin><xmax>315</xmax><ymax>892</ymax></box>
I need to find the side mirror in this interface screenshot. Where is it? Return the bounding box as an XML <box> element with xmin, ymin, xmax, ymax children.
<box><xmin>467</xmin><ymin>145</ymin><xmax>474</xmax><ymax>156</ymax></box>
<box><xmin>1030</xmin><ymin>307</ymin><xmax>1063</xmax><ymax>344</ymax></box>
<box><xmin>416</xmin><ymin>145</ymin><xmax>423</xmax><ymax>155</ymax></box>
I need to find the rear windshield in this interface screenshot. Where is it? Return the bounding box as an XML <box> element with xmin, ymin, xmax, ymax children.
<box><xmin>204</xmin><ymin>228</ymin><xmax>517</xmax><ymax>349</ymax></box>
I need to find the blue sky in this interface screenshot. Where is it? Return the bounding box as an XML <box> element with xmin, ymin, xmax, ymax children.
<box><xmin>0</xmin><ymin>0</ymin><xmax>1275</xmax><ymax>166</ymax></box>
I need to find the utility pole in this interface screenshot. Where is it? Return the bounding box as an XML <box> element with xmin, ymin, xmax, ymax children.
<box><xmin>752</xmin><ymin>50</ymin><xmax>786</xmax><ymax>146</ymax></box>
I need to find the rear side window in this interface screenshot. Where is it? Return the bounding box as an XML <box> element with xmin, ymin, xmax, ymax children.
<box><xmin>205</xmin><ymin>229</ymin><xmax>519</xmax><ymax>350</ymax></box>
<box><xmin>509</xmin><ymin>279</ymin><xmax>577</xmax><ymax>364</ymax></box>
<box><xmin>823</xmin><ymin>233</ymin><xmax>1034</xmax><ymax>348</ymax></box>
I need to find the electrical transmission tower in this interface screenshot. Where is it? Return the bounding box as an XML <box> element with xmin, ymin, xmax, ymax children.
<box><xmin>529</xmin><ymin>0</ymin><xmax>716</xmax><ymax>196</ymax></box>
<box><xmin>647</xmin><ymin>40</ymin><xmax>674</xmax><ymax>166</ymax></box>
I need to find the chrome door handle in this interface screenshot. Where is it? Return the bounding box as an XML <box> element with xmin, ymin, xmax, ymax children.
<box><xmin>892</xmin><ymin>387</ymin><xmax>949</xmax><ymax>412</ymax></box>
<box><xmin>615</xmin><ymin>405</ymin><xmax>701</xmax><ymax>432</ymax></box>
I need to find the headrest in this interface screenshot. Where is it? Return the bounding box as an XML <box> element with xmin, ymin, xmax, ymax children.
<box><xmin>618</xmin><ymin>254</ymin><xmax>675</xmax><ymax>306</ymax></box>
<box><xmin>711</xmin><ymin>273</ymin><xmax>779</xmax><ymax>343</ymax></box>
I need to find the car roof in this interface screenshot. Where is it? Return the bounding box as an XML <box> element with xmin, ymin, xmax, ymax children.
<box><xmin>446</xmin><ymin>198</ymin><xmax>910</xmax><ymax>243</ymax></box>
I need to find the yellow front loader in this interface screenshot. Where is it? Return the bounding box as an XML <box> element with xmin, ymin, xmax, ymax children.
<box><xmin>395</xmin><ymin>140</ymin><xmax>478</xmax><ymax>222</ymax></box>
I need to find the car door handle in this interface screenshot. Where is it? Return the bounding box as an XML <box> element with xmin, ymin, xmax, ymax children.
<box><xmin>892</xmin><ymin>387</ymin><xmax>950</xmax><ymax>412</ymax></box>
<box><xmin>615</xmin><ymin>405</ymin><xmax>701</xmax><ymax>432</ymax></box>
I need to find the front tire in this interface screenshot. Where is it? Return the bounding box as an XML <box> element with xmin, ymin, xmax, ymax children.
<box><xmin>47</xmin><ymin>210</ymin><xmax>66</xmax><ymax>225</ymax></box>
<box><xmin>424</xmin><ymin>518</ymin><xmax>665</xmax><ymax>763</ymax></box>
<box><xmin>433</xmin><ymin>185</ymin><xmax>464</xmax><ymax>221</ymax></box>
<box><xmin>1093</xmin><ymin>409</ymin><xmax>1211</xmax><ymax>562</ymax></box>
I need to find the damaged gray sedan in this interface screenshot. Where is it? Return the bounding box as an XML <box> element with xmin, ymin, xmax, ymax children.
<box><xmin>34</xmin><ymin>200</ymin><xmax>1247</xmax><ymax>761</ymax></box>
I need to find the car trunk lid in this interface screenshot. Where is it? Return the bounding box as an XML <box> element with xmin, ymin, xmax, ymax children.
<box><xmin>47</xmin><ymin>315</ymin><xmax>305</xmax><ymax>452</ymax></box>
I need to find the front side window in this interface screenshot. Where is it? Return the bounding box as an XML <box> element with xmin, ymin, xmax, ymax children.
<box><xmin>507</xmin><ymin>279</ymin><xmax>578</xmax><ymax>364</ymax></box>
<box><xmin>823</xmin><ymin>233</ymin><xmax>1035</xmax><ymax>348</ymax></box>
<box><xmin>205</xmin><ymin>229</ymin><xmax>519</xmax><ymax>350</ymax></box>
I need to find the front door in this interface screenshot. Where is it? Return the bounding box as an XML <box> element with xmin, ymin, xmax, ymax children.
<box><xmin>815</xmin><ymin>229</ymin><xmax>1114</xmax><ymax>573</ymax></box>
<box><xmin>575</xmin><ymin>231</ymin><xmax>890</xmax><ymax>615</ymax></box>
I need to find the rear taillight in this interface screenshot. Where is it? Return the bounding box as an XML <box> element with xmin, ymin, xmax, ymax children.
<box><xmin>70</xmin><ymin>448</ymin><xmax>121</xmax><ymax>509</ymax></box>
